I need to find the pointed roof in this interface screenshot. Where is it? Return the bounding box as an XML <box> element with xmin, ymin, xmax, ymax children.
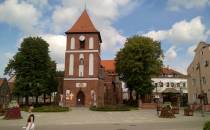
<box><xmin>66</xmin><ymin>10</ymin><xmax>99</xmax><ymax>33</ymax></box>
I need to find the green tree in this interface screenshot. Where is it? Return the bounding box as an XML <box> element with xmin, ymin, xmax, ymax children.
<box><xmin>115</xmin><ymin>36</ymin><xmax>163</xmax><ymax>102</ymax></box>
<box><xmin>4</xmin><ymin>37</ymin><xmax>57</xmax><ymax>105</ymax></box>
<box><xmin>43</xmin><ymin>61</ymin><xmax>58</xmax><ymax>103</ymax></box>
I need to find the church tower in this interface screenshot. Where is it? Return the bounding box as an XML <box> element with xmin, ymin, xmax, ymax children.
<box><xmin>63</xmin><ymin>10</ymin><xmax>104</xmax><ymax>107</ymax></box>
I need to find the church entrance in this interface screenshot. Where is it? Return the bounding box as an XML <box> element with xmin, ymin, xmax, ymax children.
<box><xmin>76</xmin><ymin>91</ymin><xmax>85</xmax><ymax>106</ymax></box>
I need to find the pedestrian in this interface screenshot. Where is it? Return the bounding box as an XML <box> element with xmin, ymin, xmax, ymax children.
<box><xmin>28</xmin><ymin>104</ymin><xmax>34</xmax><ymax>113</ymax></box>
<box><xmin>24</xmin><ymin>114</ymin><xmax>35</xmax><ymax>130</ymax></box>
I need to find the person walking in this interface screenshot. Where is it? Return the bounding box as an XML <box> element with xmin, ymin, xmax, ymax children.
<box><xmin>24</xmin><ymin>114</ymin><xmax>35</xmax><ymax>130</ymax></box>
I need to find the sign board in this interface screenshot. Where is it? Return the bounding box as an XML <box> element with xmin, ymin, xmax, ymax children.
<box><xmin>76</xmin><ymin>83</ymin><xmax>87</xmax><ymax>88</ymax></box>
<box><xmin>66</xmin><ymin>90</ymin><xmax>70</xmax><ymax>100</ymax></box>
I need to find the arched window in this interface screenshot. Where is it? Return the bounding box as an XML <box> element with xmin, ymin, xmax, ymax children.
<box><xmin>70</xmin><ymin>37</ymin><xmax>75</xmax><ymax>49</ymax></box>
<box><xmin>69</xmin><ymin>54</ymin><xmax>74</xmax><ymax>75</ymax></box>
<box><xmin>79</xmin><ymin>54</ymin><xmax>84</xmax><ymax>77</ymax></box>
<box><xmin>89</xmin><ymin>53</ymin><xmax>94</xmax><ymax>75</ymax></box>
<box><xmin>79</xmin><ymin>58</ymin><xmax>84</xmax><ymax>65</ymax></box>
<box><xmin>89</xmin><ymin>37</ymin><xmax>94</xmax><ymax>49</ymax></box>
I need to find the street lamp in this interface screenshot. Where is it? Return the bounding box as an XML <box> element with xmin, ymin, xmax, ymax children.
<box><xmin>155</xmin><ymin>94</ymin><xmax>160</xmax><ymax>116</ymax></box>
<box><xmin>179</xmin><ymin>82</ymin><xmax>184</xmax><ymax>108</ymax></box>
<box><xmin>155</xmin><ymin>81</ymin><xmax>161</xmax><ymax>116</ymax></box>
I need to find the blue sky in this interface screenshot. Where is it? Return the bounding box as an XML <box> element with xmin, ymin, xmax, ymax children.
<box><xmin>0</xmin><ymin>0</ymin><xmax>210</xmax><ymax>77</ymax></box>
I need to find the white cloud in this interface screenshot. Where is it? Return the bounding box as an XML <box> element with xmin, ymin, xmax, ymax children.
<box><xmin>41</xmin><ymin>34</ymin><xmax>66</xmax><ymax>70</ymax></box>
<box><xmin>144</xmin><ymin>16</ymin><xmax>208</xmax><ymax>45</ymax></box>
<box><xmin>207</xmin><ymin>30</ymin><xmax>210</xmax><ymax>35</ymax></box>
<box><xmin>18</xmin><ymin>34</ymin><xmax>66</xmax><ymax>71</ymax></box>
<box><xmin>143</xmin><ymin>16</ymin><xmax>210</xmax><ymax>74</ymax></box>
<box><xmin>52</xmin><ymin>0</ymin><xmax>137</xmax><ymax>53</ymax></box>
<box><xmin>11</xmin><ymin>0</ymin><xmax>138</xmax><ymax>72</ymax></box>
<box><xmin>100</xmin><ymin>26</ymin><xmax>126</xmax><ymax>51</ymax></box>
<box><xmin>167</xmin><ymin>0</ymin><xmax>210</xmax><ymax>11</ymax></box>
<box><xmin>56</xmin><ymin>63</ymin><xmax>65</xmax><ymax>71</ymax></box>
<box><xmin>187</xmin><ymin>45</ymin><xmax>197</xmax><ymax>56</ymax></box>
<box><xmin>0</xmin><ymin>0</ymin><xmax>41</xmax><ymax>33</ymax></box>
<box><xmin>165</xmin><ymin>46</ymin><xmax>177</xmax><ymax>61</ymax></box>
<box><xmin>4</xmin><ymin>52</ymin><xmax>14</xmax><ymax>59</ymax></box>
<box><xmin>52</xmin><ymin>7</ymin><xmax>79</xmax><ymax>33</ymax></box>
<box><xmin>21</xmin><ymin>0</ymin><xmax>49</xmax><ymax>9</ymax></box>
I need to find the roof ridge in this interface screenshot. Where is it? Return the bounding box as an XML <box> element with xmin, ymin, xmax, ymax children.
<box><xmin>66</xmin><ymin>9</ymin><xmax>99</xmax><ymax>33</ymax></box>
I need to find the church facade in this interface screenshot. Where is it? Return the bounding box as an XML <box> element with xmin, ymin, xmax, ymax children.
<box><xmin>63</xmin><ymin>10</ymin><xmax>122</xmax><ymax>107</ymax></box>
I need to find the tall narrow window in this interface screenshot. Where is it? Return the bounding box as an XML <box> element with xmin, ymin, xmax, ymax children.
<box><xmin>80</xmin><ymin>41</ymin><xmax>85</xmax><ymax>49</ymax></box>
<box><xmin>70</xmin><ymin>37</ymin><xmax>75</xmax><ymax>49</ymax></box>
<box><xmin>89</xmin><ymin>37</ymin><xmax>94</xmax><ymax>49</ymax></box>
<box><xmin>89</xmin><ymin>53</ymin><xmax>94</xmax><ymax>75</ymax></box>
<box><xmin>79</xmin><ymin>35</ymin><xmax>85</xmax><ymax>49</ymax></box>
<box><xmin>79</xmin><ymin>54</ymin><xmax>84</xmax><ymax>77</ymax></box>
<box><xmin>69</xmin><ymin>54</ymin><xmax>74</xmax><ymax>75</ymax></box>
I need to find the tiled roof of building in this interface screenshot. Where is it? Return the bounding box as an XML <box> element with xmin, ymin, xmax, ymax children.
<box><xmin>0</xmin><ymin>78</ymin><xmax>6</xmax><ymax>87</ymax></box>
<box><xmin>66</xmin><ymin>10</ymin><xmax>99</xmax><ymax>33</ymax></box>
<box><xmin>8</xmin><ymin>75</ymin><xmax>15</xmax><ymax>83</ymax></box>
<box><xmin>101</xmin><ymin>60</ymin><xmax>115</xmax><ymax>71</ymax></box>
<box><xmin>160</xmin><ymin>67</ymin><xmax>186</xmax><ymax>78</ymax></box>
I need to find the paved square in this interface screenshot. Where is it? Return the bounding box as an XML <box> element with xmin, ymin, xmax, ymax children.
<box><xmin>0</xmin><ymin>108</ymin><xmax>209</xmax><ymax>130</ymax></box>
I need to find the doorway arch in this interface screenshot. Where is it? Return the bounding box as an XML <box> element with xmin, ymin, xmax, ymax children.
<box><xmin>76</xmin><ymin>90</ymin><xmax>85</xmax><ymax>106</ymax></box>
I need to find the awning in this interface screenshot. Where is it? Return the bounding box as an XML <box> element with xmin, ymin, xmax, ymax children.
<box><xmin>162</xmin><ymin>88</ymin><xmax>180</xmax><ymax>93</ymax></box>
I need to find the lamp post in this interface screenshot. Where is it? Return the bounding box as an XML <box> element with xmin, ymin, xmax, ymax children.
<box><xmin>155</xmin><ymin>81</ymin><xmax>161</xmax><ymax>116</ymax></box>
<box><xmin>179</xmin><ymin>82</ymin><xmax>183</xmax><ymax>108</ymax></box>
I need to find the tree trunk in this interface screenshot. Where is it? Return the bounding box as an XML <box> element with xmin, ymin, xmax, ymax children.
<box><xmin>49</xmin><ymin>94</ymin><xmax>52</xmax><ymax>103</ymax></box>
<box><xmin>35</xmin><ymin>96</ymin><xmax>38</xmax><ymax>104</ymax></box>
<box><xmin>17</xmin><ymin>96</ymin><xmax>20</xmax><ymax>104</ymax></box>
<box><xmin>136</xmin><ymin>93</ymin><xmax>139</xmax><ymax>102</ymax></box>
<box><xmin>129</xmin><ymin>89</ymin><xmax>133</xmax><ymax>101</ymax></box>
<box><xmin>25</xmin><ymin>96</ymin><xmax>29</xmax><ymax>105</ymax></box>
<box><xmin>43</xmin><ymin>93</ymin><xmax>46</xmax><ymax>104</ymax></box>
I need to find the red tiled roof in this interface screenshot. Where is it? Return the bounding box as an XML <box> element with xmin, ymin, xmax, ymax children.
<box><xmin>161</xmin><ymin>67</ymin><xmax>183</xmax><ymax>76</ymax></box>
<box><xmin>0</xmin><ymin>78</ymin><xmax>7</xmax><ymax>88</ymax></box>
<box><xmin>66</xmin><ymin>10</ymin><xmax>99</xmax><ymax>33</ymax></box>
<box><xmin>101</xmin><ymin>60</ymin><xmax>115</xmax><ymax>71</ymax></box>
<box><xmin>0</xmin><ymin>79</ymin><xmax>4</xmax><ymax>87</ymax></box>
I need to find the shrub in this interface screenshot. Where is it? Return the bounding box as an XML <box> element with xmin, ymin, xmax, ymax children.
<box><xmin>90</xmin><ymin>105</ymin><xmax>130</xmax><ymax>111</ymax></box>
<box><xmin>21</xmin><ymin>105</ymin><xmax>69</xmax><ymax>112</ymax></box>
<box><xmin>204</xmin><ymin>121</ymin><xmax>210</xmax><ymax>130</ymax></box>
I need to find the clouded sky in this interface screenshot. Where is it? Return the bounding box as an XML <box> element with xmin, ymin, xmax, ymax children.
<box><xmin>0</xmin><ymin>0</ymin><xmax>210</xmax><ymax>77</ymax></box>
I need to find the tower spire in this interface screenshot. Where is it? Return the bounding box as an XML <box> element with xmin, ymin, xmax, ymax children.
<box><xmin>84</xmin><ymin>0</ymin><xmax>87</xmax><ymax>10</ymax></box>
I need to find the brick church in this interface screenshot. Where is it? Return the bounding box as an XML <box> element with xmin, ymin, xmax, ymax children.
<box><xmin>63</xmin><ymin>10</ymin><xmax>122</xmax><ymax>107</ymax></box>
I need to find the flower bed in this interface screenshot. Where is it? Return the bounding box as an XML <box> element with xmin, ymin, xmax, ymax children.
<box><xmin>4</xmin><ymin>100</ymin><xmax>22</xmax><ymax>120</ymax></box>
<box><xmin>4</xmin><ymin>107</ymin><xmax>22</xmax><ymax>119</ymax></box>
<box><xmin>159</xmin><ymin>106</ymin><xmax>175</xmax><ymax>118</ymax></box>
<box><xmin>184</xmin><ymin>107</ymin><xmax>193</xmax><ymax>116</ymax></box>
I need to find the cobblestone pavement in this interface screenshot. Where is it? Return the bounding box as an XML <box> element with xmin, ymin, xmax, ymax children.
<box><xmin>0</xmin><ymin>108</ymin><xmax>208</xmax><ymax>130</ymax></box>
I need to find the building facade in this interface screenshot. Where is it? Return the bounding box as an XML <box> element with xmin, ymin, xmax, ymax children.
<box><xmin>152</xmin><ymin>67</ymin><xmax>188</xmax><ymax>106</ymax></box>
<box><xmin>0</xmin><ymin>78</ymin><xmax>10</xmax><ymax>109</ymax></box>
<box><xmin>63</xmin><ymin>10</ymin><xmax>122</xmax><ymax>107</ymax></box>
<box><xmin>101</xmin><ymin>60</ymin><xmax>123</xmax><ymax>105</ymax></box>
<box><xmin>187</xmin><ymin>41</ymin><xmax>210</xmax><ymax>105</ymax></box>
